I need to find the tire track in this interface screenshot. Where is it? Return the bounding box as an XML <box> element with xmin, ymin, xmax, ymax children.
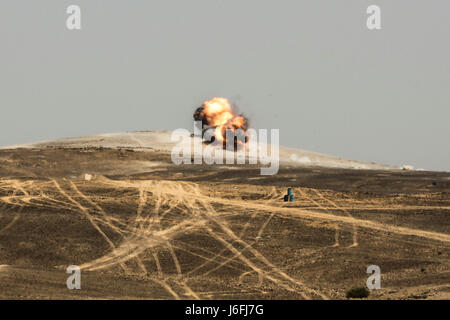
<box><xmin>52</xmin><ymin>179</ymin><xmax>129</xmax><ymax>273</ymax></box>
<box><xmin>312</xmin><ymin>189</ymin><xmax>358</xmax><ymax>247</ymax></box>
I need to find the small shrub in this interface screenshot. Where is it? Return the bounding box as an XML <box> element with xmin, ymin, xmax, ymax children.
<box><xmin>346</xmin><ymin>287</ymin><xmax>370</xmax><ymax>299</ymax></box>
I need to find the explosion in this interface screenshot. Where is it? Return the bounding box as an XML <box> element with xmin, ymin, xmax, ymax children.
<box><xmin>193</xmin><ymin>97</ymin><xmax>249</xmax><ymax>146</ymax></box>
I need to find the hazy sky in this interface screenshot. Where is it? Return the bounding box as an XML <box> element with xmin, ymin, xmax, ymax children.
<box><xmin>1</xmin><ymin>1</ymin><xmax>449</xmax><ymax>171</ymax></box>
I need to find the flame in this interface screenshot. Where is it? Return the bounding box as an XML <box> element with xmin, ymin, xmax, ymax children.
<box><xmin>202</xmin><ymin>97</ymin><xmax>234</xmax><ymax>127</ymax></box>
<box><xmin>195</xmin><ymin>97</ymin><xmax>249</xmax><ymax>145</ymax></box>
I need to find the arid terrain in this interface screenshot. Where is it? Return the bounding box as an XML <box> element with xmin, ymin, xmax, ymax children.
<box><xmin>0</xmin><ymin>132</ymin><xmax>449</xmax><ymax>299</ymax></box>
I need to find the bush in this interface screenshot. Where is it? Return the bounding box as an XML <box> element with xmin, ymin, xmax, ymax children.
<box><xmin>346</xmin><ymin>287</ymin><xmax>370</xmax><ymax>299</ymax></box>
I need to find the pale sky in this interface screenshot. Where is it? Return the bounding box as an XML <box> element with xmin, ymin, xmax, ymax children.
<box><xmin>0</xmin><ymin>1</ymin><xmax>449</xmax><ymax>171</ymax></box>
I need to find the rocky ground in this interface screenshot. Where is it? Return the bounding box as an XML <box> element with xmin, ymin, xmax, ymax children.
<box><xmin>0</xmin><ymin>145</ymin><xmax>448</xmax><ymax>300</ymax></box>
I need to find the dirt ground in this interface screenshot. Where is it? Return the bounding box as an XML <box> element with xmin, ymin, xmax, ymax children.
<box><xmin>0</xmin><ymin>147</ymin><xmax>448</xmax><ymax>299</ymax></box>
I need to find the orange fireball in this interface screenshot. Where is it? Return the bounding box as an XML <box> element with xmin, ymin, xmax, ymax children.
<box><xmin>194</xmin><ymin>97</ymin><xmax>249</xmax><ymax>145</ymax></box>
